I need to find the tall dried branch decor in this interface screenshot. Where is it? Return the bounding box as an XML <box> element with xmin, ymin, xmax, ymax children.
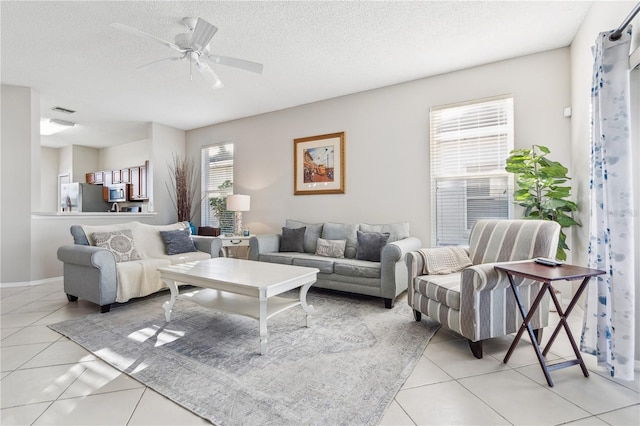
<box><xmin>166</xmin><ymin>154</ymin><xmax>200</xmax><ymax>222</ymax></box>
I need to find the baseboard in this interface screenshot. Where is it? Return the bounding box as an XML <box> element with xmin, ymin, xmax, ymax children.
<box><xmin>0</xmin><ymin>276</ymin><xmax>62</xmax><ymax>288</ymax></box>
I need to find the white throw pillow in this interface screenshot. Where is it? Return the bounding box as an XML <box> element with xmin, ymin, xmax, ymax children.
<box><xmin>315</xmin><ymin>238</ymin><xmax>347</xmax><ymax>258</ymax></box>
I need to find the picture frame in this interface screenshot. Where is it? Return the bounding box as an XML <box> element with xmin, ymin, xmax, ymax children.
<box><xmin>294</xmin><ymin>132</ymin><xmax>345</xmax><ymax>195</ymax></box>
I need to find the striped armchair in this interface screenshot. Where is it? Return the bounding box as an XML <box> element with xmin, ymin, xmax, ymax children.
<box><xmin>406</xmin><ymin>220</ymin><xmax>561</xmax><ymax>358</ymax></box>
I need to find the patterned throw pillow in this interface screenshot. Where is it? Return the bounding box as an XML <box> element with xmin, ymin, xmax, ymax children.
<box><xmin>315</xmin><ymin>238</ymin><xmax>347</xmax><ymax>258</ymax></box>
<box><xmin>92</xmin><ymin>229</ymin><xmax>141</xmax><ymax>263</ymax></box>
<box><xmin>159</xmin><ymin>229</ymin><xmax>197</xmax><ymax>255</ymax></box>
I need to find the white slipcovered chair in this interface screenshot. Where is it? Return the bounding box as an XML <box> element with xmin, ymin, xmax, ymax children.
<box><xmin>406</xmin><ymin>219</ymin><xmax>561</xmax><ymax>358</ymax></box>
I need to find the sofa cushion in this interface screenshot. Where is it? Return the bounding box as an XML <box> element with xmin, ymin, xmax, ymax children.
<box><xmin>315</xmin><ymin>238</ymin><xmax>346</xmax><ymax>258</ymax></box>
<box><xmin>164</xmin><ymin>251</ymin><xmax>211</xmax><ymax>264</ymax></box>
<box><xmin>359</xmin><ymin>222</ymin><xmax>410</xmax><ymax>243</ymax></box>
<box><xmin>333</xmin><ymin>258</ymin><xmax>381</xmax><ymax>278</ymax></box>
<box><xmin>286</xmin><ymin>219</ymin><xmax>324</xmax><ymax>253</ymax></box>
<box><xmin>355</xmin><ymin>230</ymin><xmax>390</xmax><ymax>262</ymax></box>
<box><xmin>160</xmin><ymin>228</ymin><xmax>197</xmax><ymax>255</ymax></box>
<box><xmin>280</xmin><ymin>226</ymin><xmax>306</xmax><ymax>252</ymax></box>
<box><xmin>92</xmin><ymin>229</ymin><xmax>141</xmax><ymax>263</ymax></box>
<box><xmin>414</xmin><ymin>272</ymin><xmax>462</xmax><ymax>311</ymax></box>
<box><xmin>258</xmin><ymin>252</ymin><xmax>304</xmax><ymax>265</ymax></box>
<box><xmin>321</xmin><ymin>222</ymin><xmax>358</xmax><ymax>259</ymax></box>
<box><xmin>292</xmin><ymin>255</ymin><xmax>335</xmax><ymax>274</ymax></box>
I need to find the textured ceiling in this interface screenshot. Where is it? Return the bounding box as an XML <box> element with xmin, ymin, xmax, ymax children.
<box><xmin>1</xmin><ymin>1</ymin><xmax>593</xmax><ymax>148</ymax></box>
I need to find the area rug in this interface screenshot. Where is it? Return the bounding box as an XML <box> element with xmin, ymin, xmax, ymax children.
<box><xmin>49</xmin><ymin>288</ymin><xmax>439</xmax><ymax>426</ymax></box>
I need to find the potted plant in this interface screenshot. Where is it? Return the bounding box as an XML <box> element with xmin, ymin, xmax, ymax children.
<box><xmin>505</xmin><ymin>145</ymin><xmax>580</xmax><ymax>260</ymax></box>
<box><xmin>167</xmin><ymin>154</ymin><xmax>200</xmax><ymax>231</ymax></box>
<box><xmin>209</xmin><ymin>179</ymin><xmax>233</xmax><ymax>232</ymax></box>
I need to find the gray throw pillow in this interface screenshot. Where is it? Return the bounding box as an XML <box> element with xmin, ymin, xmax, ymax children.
<box><xmin>160</xmin><ymin>229</ymin><xmax>197</xmax><ymax>255</ymax></box>
<box><xmin>280</xmin><ymin>226</ymin><xmax>306</xmax><ymax>252</ymax></box>
<box><xmin>285</xmin><ymin>219</ymin><xmax>324</xmax><ymax>253</ymax></box>
<box><xmin>355</xmin><ymin>230</ymin><xmax>390</xmax><ymax>262</ymax></box>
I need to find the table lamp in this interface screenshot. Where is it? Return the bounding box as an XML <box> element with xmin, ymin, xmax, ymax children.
<box><xmin>226</xmin><ymin>194</ymin><xmax>250</xmax><ymax>236</ymax></box>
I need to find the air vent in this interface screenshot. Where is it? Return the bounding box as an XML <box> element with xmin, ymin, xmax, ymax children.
<box><xmin>51</xmin><ymin>106</ymin><xmax>75</xmax><ymax>114</ymax></box>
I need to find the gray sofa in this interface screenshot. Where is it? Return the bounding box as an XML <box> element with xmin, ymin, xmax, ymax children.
<box><xmin>57</xmin><ymin>221</ymin><xmax>222</xmax><ymax>312</ymax></box>
<box><xmin>249</xmin><ymin>220</ymin><xmax>421</xmax><ymax>308</ymax></box>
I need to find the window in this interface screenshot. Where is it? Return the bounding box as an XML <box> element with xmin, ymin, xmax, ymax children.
<box><xmin>201</xmin><ymin>143</ymin><xmax>234</xmax><ymax>233</ymax></box>
<box><xmin>430</xmin><ymin>95</ymin><xmax>514</xmax><ymax>246</ymax></box>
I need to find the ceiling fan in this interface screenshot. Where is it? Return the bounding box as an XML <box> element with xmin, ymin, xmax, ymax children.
<box><xmin>111</xmin><ymin>17</ymin><xmax>263</xmax><ymax>89</ymax></box>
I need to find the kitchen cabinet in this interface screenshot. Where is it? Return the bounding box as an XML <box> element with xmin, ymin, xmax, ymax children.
<box><xmin>112</xmin><ymin>170</ymin><xmax>121</xmax><ymax>184</ymax></box>
<box><xmin>94</xmin><ymin>172</ymin><xmax>103</xmax><ymax>184</ymax></box>
<box><xmin>128</xmin><ymin>161</ymin><xmax>148</xmax><ymax>200</ymax></box>
<box><xmin>103</xmin><ymin>171</ymin><xmax>113</xmax><ymax>186</ymax></box>
<box><xmin>120</xmin><ymin>168</ymin><xmax>130</xmax><ymax>183</ymax></box>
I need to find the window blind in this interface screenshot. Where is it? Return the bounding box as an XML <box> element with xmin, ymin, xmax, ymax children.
<box><xmin>430</xmin><ymin>95</ymin><xmax>514</xmax><ymax>246</ymax></box>
<box><xmin>201</xmin><ymin>143</ymin><xmax>234</xmax><ymax>233</ymax></box>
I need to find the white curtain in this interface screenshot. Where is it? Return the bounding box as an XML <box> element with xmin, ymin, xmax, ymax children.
<box><xmin>581</xmin><ymin>27</ymin><xmax>635</xmax><ymax>380</ymax></box>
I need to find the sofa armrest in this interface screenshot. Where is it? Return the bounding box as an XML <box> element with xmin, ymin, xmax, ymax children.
<box><xmin>249</xmin><ymin>234</ymin><xmax>281</xmax><ymax>261</ymax></box>
<box><xmin>380</xmin><ymin>237</ymin><xmax>422</xmax><ymax>300</ymax></box>
<box><xmin>191</xmin><ymin>236</ymin><xmax>223</xmax><ymax>258</ymax></box>
<box><xmin>56</xmin><ymin>244</ymin><xmax>118</xmax><ymax>306</ymax></box>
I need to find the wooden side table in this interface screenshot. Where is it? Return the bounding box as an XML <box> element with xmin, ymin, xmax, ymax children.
<box><xmin>217</xmin><ymin>235</ymin><xmax>253</xmax><ymax>258</ymax></box>
<box><xmin>494</xmin><ymin>261</ymin><xmax>605</xmax><ymax>387</ymax></box>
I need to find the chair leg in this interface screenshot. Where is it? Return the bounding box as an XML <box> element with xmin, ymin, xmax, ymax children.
<box><xmin>413</xmin><ymin>310</ymin><xmax>422</xmax><ymax>322</ymax></box>
<box><xmin>100</xmin><ymin>304</ymin><xmax>111</xmax><ymax>313</ymax></box>
<box><xmin>384</xmin><ymin>298</ymin><xmax>394</xmax><ymax>309</ymax></box>
<box><xmin>66</xmin><ymin>294</ymin><xmax>78</xmax><ymax>302</ymax></box>
<box><xmin>468</xmin><ymin>339</ymin><xmax>483</xmax><ymax>359</ymax></box>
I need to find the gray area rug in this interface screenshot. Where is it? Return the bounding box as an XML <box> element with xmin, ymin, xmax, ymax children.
<box><xmin>50</xmin><ymin>288</ymin><xmax>439</xmax><ymax>426</ymax></box>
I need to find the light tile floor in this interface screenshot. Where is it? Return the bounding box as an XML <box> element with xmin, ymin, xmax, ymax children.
<box><xmin>1</xmin><ymin>280</ymin><xmax>639</xmax><ymax>425</ymax></box>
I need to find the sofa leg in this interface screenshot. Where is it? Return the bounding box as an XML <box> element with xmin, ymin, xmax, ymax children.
<box><xmin>468</xmin><ymin>339</ymin><xmax>483</xmax><ymax>359</ymax></box>
<box><xmin>413</xmin><ymin>310</ymin><xmax>422</xmax><ymax>322</ymax></box>
<box><xmin>66</xmin><ymin>294</ymin><xmax>78</xmax><ymax>302</ymax></box>
<box><xmin>384</xmin><ymin>298</ymin><xmax>394</xmax><ymax>309</ymax></box>
<box><xmin>100</xmin><ymin>304</ymin><xmax>111</xmax><ymax>313</ymax></box>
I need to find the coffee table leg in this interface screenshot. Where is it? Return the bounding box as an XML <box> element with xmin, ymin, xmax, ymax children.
<box><xmin>299</xmin><ymin>282</ymin><xmax>315</xmax><ymax>327</ymax></box>
<box><xmin>162</xmin><ymin>279</ymin><xmax>178</xmax><ymax>322</ymax></box>
<box><xmin>259</xmin><ymin>294</ymin><xmax>268</xmax><ymax>355</ymax></box>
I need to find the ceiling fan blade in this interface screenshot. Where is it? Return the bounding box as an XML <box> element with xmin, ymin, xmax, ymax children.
<box><xmin>204</xmin><ymin>54</ymin><xmax>264</xmax><ymax>74</ymax></box>
<box><xmin>195</xmin><ymin>60</ymin><xmax>224</xmax><ymax>89</ymax></box>
<box><xmin>136</xmin><ymin>56</ymin><xmax>183</xmax><ymax>69</ymax></box>
<box><xmin>111</xmin><ymin>23</ymin><xmax>186</xmax><ymax>53</ymax></box>
<box><xmin>190</xmin><ymin>18</ymin><xmax>218</xmax><ymax>51</ymax></box>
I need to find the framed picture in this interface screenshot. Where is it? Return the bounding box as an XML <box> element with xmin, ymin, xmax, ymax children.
<box><xmin>294</xmin><ymin>132</ymin><xmax>345</xmax><ymax>195</ymax></box>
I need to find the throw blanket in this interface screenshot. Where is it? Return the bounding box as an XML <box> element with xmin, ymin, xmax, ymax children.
<box><xmin>417</xmin><ymin>247</ymin><xmax>472</xmax><ymax>275</ymax></box>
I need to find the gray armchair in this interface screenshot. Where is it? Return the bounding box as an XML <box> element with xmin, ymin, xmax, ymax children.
<box><xmin>406</xmin><ymin>219</ymin><xmax>560</xmax><ymax>358</ymax></box>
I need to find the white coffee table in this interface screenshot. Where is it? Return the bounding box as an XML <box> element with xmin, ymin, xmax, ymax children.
<box><xmin>158</xmin><ymin>258</ymin><xmax>319</xmax><ymax>355</ymax></box>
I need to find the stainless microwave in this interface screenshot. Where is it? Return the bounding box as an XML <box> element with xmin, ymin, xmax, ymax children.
<box><xmin>107</xmin><ymin>184</ymin><xmax>128</xmax><ymax>202</ymax></box>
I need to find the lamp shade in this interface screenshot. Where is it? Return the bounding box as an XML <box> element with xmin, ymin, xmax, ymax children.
<box><xmin>226</xmin><ymin>194</ymin><xmax>250</xmax><ymax>212</ymax></box>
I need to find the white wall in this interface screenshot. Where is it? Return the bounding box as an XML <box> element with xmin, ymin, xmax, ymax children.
<box><xmin>1</xmin><ymin>85</ymin><xmax>39</xmax><ymax>283</ymax></box>
<box><xmin>40</xmin><ymin>147</ymin><xmax>59</xmax><ymax>212</ymax></box>
<box><xmin>100</xmin><ymin>137</ymin><xmax>150</xmax><ymax>171</ymax></box>
<box><xmin>570</xmin><ymin>0</ymin><xmax>640</xmax><ymax>364</ymax></box>
<box><xmin>187</xmin><ymin>48</ymin><xmax>572</xmax><ymax>246</ymax></box>
<box><xmin>71</xmin><ymin>145</ymin><xmax>100</xmax><ymax>183</ymax></box>
<box><xmin>150</xmin><ymin>122</ymin><xmax>186</xmax><ymax>224</ymax></box>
